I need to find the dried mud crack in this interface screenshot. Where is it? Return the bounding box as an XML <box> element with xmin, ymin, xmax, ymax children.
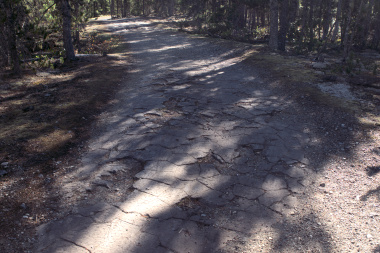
<box><xmin>3</xmin><ymin>17</ymin><xmax>380</xmax><ymax>253</ymax></box>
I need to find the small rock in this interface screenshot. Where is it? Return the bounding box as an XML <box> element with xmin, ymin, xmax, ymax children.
<box><xmin>320</xmin><ymin>183</ymin><xmax>326</xmax><ymax>187</ymax></box>
<box><xmin>38</xmin><ymin>174</ymin><xmax>44</xmax><ymax>179</ymax></box>
<box><xmin>92</xmin><ymin>180</ymin><xmax>111</xmax><ymax>189</ymax></box>
<box><xmin>1</xmin><ymin>162</ymin><xmax>9</xmax><ymax>167</ymax></box>
<box><xmin>201</xmin><ymin>214</ymin><xmax>207</xmax><ymax>217</ymax></box>
<box><xmin>367</xmin><ymin>234</ymin><xmax>372</xmax><ymax>239</ymax></box>
<box><xmin>0</xmin><ymin>170</ymin><xmax>7</xmax><ymax>176</ymax></box>
<box><xmin>312</xmin><ymin>62</ymin><xmax>328</xmax><ymax>69</ymax></box>
<box><xmin>20</xmin><ymin>203</ymin><xmax>27</xmax><ymax>209</ymax></box>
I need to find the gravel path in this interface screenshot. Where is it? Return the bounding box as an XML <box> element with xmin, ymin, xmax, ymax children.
<box><xmin>34</xmin><ymin>18</ymin><xmax>380</xmax><ymax>253</ymax></box>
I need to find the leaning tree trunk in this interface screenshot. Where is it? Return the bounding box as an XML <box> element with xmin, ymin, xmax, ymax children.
<box><xmin>269</xmin><ymin>0</ymin><xmax>279</xmax><ymax>51</ymax></box>
<box><xmin>56</xmin><ymin>0</ymin><xmax>75</xmax><ymax>61</ymax></box>
<box><xmin>278</xmin><ymin>0</ymin><xmax>289</xmax><ymax>51</ymax></box>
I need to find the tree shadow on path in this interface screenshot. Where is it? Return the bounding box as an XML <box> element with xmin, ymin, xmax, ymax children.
<box><xmin>35</xmin><ymin>17</ymin><xmax>373</xmax><ymax>253</ymax></box>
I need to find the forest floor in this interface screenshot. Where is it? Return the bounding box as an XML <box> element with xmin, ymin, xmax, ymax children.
<box><xmin>1</xmin><ymin>16</ymin><xmax>380</xmax><ymax>252</ymax></box>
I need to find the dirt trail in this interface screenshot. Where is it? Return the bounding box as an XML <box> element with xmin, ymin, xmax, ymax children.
<box><xmin>34</xmin><ymin>18</ymin><xmax>380</xmax><ymax>253</ymax></box>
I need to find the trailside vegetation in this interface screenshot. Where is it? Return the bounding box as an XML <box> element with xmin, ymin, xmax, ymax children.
<box><xmin>0</xmin><ymin>0</ymin><xmax>379</xmax><ymax>75</ymax></box>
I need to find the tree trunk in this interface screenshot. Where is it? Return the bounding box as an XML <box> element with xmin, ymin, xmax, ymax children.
<box><xmin>168</xmin><ymin>0</ymin><xmax>174</xmax><ymax>16</ymax></box>
<box><xmin>122</xmin><ymin>0</ymin><xmax>128</xmax><ymax>17</ymax></box>
<box><xmin>299</xmin><ymin>0</ymin><xmax>309</xmax><ymax>44</ymax></box>
<box><xmin>278</xmin><ymin>0</ymin><xmax>289</xmax><ymax>51</ymax></box>
<box><xmin>331</xmin><ymin>0</ymin><xmax>342</xmax><ymax>43</ymax></box>
<box><xmin>234</xmin><ymin>3</ymin><xmax>245</xmax><ymax>30</ymax></box>
<box><xmin>269</xmin><ymin>0</ymin><xmax>279</xmax><ymax>51</ymax></box>
<box><xmin>93</xmin><ymin>1</ymin><xmax>96</xmax><ymax>17</ymax></box>
<box><xmin>116</xmin><ymin>0</ymin><xmax>119</xmax><ymax>17</ymax></box>
<box><xmin>358</xmin><ymin>0</ymin><xmax>373</xmax><ymax>48</ymax></box>
<box><xmin>55</xmin><ymin>0</ymin><xmax>75</xmax><ymax>61</ymax></box>
<box><xmin>343</xmin><ymin>0</ymin><xmax>353</xmax><ymax>61</ymax></box>
<box><xmin>372</xmin><ymin>11</ymin><xmax>380</xmax><ymax>49</ymax></box>
<box><xmin>3</xmin><ymin>0</ymin><xmax>20</xmax><ymax>75</ymax></box>
<box><xmin>261</xmin><ymin>10</ymin><xmax>266</xmax><ymax>27</ymax></box>
<box><xmin>321</xmin><ymin>0</ymin><xmax>331</xmax><ymax>41</ymax></box>
<box><xmin>307</xmin><ymin>0</ymin><xmax>314</xmax><ymax>50</ymax></box>
<box><xmin>110</xmin><ymin>0</ymin><xmax>115</xmax><ymax>17</ymax></box>
<box><xmin>75</xmin><ymin>30</ymin><xmax>81</xmax><ymax>52</ymax></box>
<box><xmin>250</xmin><ymin>9</ymin><xmax>256</xmax><ymax>31</ymax></box>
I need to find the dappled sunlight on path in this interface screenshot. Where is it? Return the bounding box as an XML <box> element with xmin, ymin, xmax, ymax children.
<box><xmin>34</xmin><ymin>17</ymin><xmax>378</xmax><ymax>253</ymax></box>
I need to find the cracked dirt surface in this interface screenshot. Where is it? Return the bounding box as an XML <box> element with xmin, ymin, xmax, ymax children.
<box><xmin>33</xmin><ymin>18</ymin><xmax>380</xmax><ymax>253</ymax></box>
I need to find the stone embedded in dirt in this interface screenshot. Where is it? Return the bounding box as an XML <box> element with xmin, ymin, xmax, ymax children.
<box><xmin>1</xmin><ymin>162</ymin><xmax>9</xmax><ymax>167</ymax></box>
<box><xmin>0</xmin><ymin>170</ymin><xmax>8</xmax><ymax>176</ymax></box>
<box><xmin>312</xmin><ymin>62</ymin><xmax>328</xmax><ymax>69</ymax></box>
<box><xmin>92</xmin><ymin>179</ymin><xmax>111</xmax><ymax>189</ymax></box>
<box><xmin>320</xmin><ymin>183</ymin><xmax>326</xmax><ymax>187</ymax></box>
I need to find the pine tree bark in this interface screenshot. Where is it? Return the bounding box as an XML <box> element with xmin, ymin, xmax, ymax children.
<box><xmin>321</xmin><ymin>0</ymin><xmax>331</xmax><ymax>41</ymax></box>
<box><xmin>269</xmin><ymin>0</ymin><xmax>279</xmax><ymax>50</ymax></box>
<box><xmin>278</xmin><ymin>0</ymin><xmax>289</xmax><ymax>51</ymax></box>
<box><xmin>122</xmin><ymin>0</ymin><xmax>128</xmax><ymax>17</ymax></box>
<box><xmin>299</xmin><ymin>0</ymin><xmax>309</xmax><ymax>44</ymax></box>
<box><xmin>168</xmin><ymin>0</ymin><xmax>174</xmax><ymax>16</ymax></box>
<box><xmin>307</xmin><ymin>0</ymin><xmax>315</xmax><ymax>50</ymax></box>
<box><xmin>55</xmin><ymin>0</ymin><xmax>75</xmax><ymax>61</ymax></box>
<box><xmin>359</xmin><ymin>0</ymin><xmax>373</xmax><ymax>48</ymax></box>
<box><xmin>331</xmin><ymin>0</ymin><xmax>342</xmax><ymax>43</ymax></box>
<box><xmin>3</xmin><ymin>0</ymin><xmax>20</xmax><ymax>75</ymax></box>
<box><xmin>371</xmin><ymin>4</ymin><xmax>380</xmax><ymax>49</ymax></box>
<box><xmin>110</xmin><ymin>0</ymin><xmax>115</xmax><ymax>17</ymax></box>
<box><xmin>343</xmin><ymin>0</ymin><xmax>353</xmax><ymax>61</ymax></box>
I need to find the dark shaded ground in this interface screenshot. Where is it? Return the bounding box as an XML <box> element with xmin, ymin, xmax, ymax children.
<box><xmin>0</xmin><ymin>51</ymin><xmax>129</xmax><ymax>252</ymax></box>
